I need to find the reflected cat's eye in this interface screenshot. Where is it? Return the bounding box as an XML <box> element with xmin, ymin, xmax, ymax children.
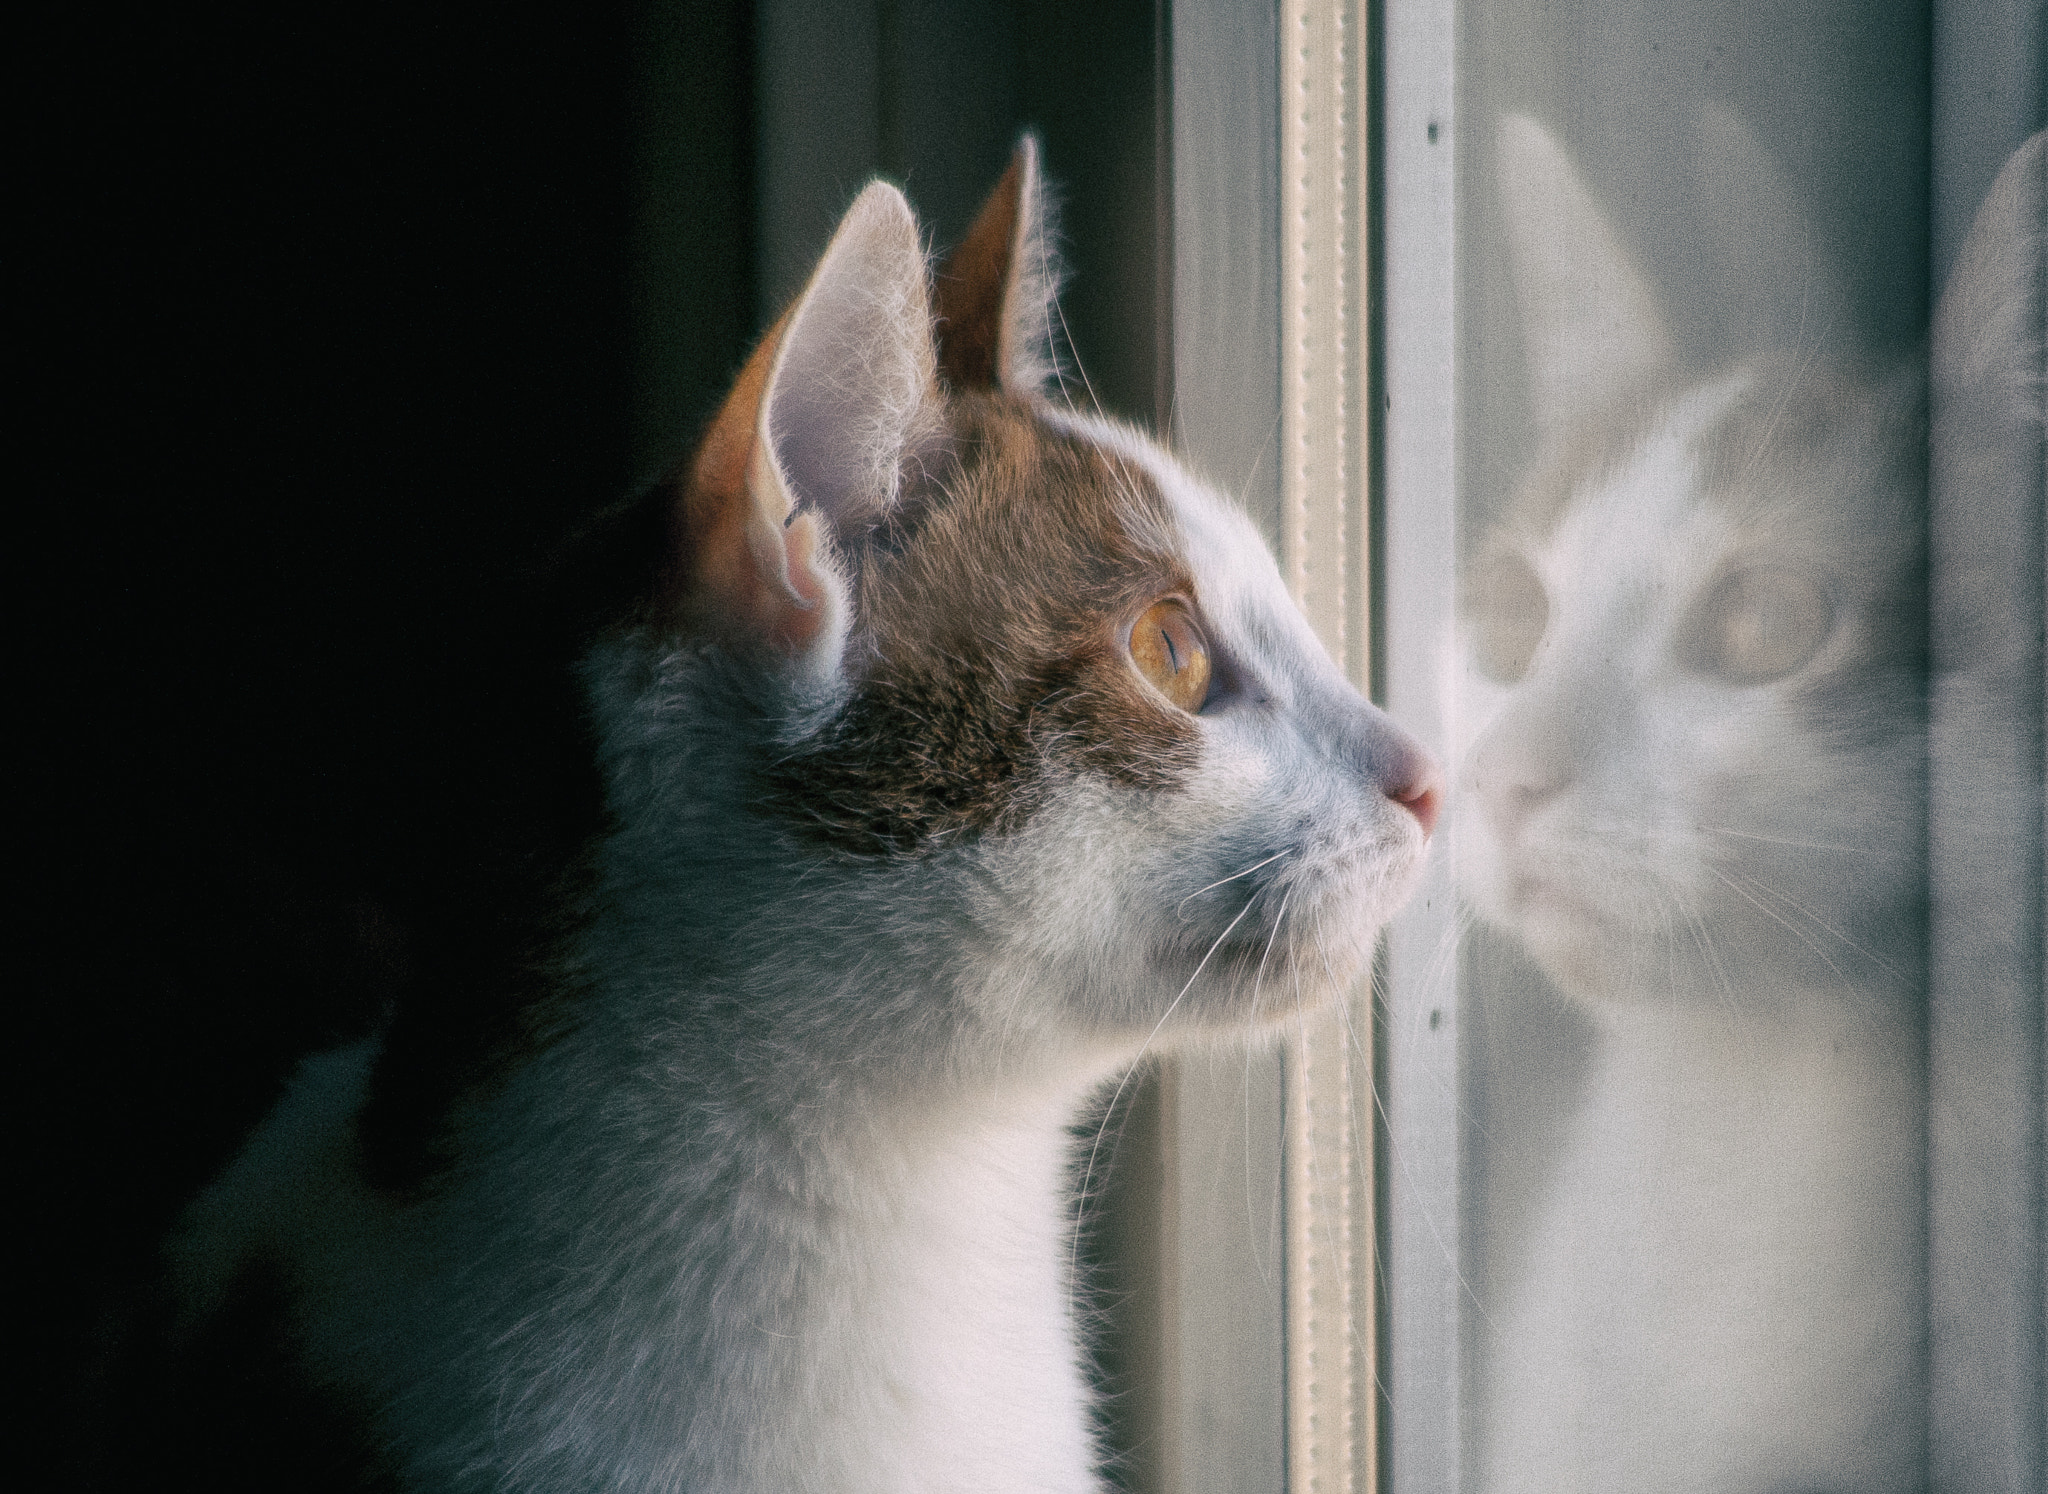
<box><xmin>1470</xmin><ymin>550</ymin><xmax>1550</xmax><ymax>683</ymax></box>
<box><xmin>1129</xmin><ymin>599</ymin><xmax>1212</xmax><ymax>712</ymax></box>
<box><xmin>1676</xmin><ymin>567</ymin><xmax>1832</xmax><ymax>685</ymax></box>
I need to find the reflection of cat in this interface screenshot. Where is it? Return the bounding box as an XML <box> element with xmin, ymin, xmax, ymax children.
<box><xmin>1461</xmin><ymin>114</ymin><xmax>1928</xmax><ymax>1493</ymax></box>
<box><xmin>163</xmin><ymin>144</ymin><xmax>1439</xmax><ymax>1492</ymax></box>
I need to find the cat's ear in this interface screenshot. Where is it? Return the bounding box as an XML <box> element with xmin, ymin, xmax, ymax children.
<box><xmin>1691</xmin><ymin>103</ymin><xmax>1854</xmax><ymax>364</ymax></box>
<box><xmin>934</xmin><ymin>135</ymin><xmax>1060</xmax><ymax>397</ymax></box>
<box><xmin>1497</xmin><ymin>113</ymin><xmax>1674</xmax><ymax>438</ymax></box>
<box><xmin>674</xmin><ymin>181</ymin><xmax>941</xmax><ymax>660</ymax></box>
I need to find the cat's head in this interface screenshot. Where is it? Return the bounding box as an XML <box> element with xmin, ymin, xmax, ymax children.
<box><xmin>590</xmin><ymin>141</ymin><xmax>1437</xmax><ymax>1044</ymax></box>
<box><xmin>1457</xmin><ymin>114</ymin><xmax>1926</xmax><ymax>1005</ymax></box>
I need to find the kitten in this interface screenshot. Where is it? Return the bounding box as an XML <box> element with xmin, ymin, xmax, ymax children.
<box><xmin>1459</xmin><ymin>113</ymin><xmax>1928</xmax><ymax>1493</ymax></box>
<box><xmin>164</xmin><ymin>141</ymin><xmax>1438</xmax><ymax>1493</ymax></box>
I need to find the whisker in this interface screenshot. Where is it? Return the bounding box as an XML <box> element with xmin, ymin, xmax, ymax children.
<box><xmin>1071</xmin><ymin>884</ymin><xmax>1266</xmax><ymax>1290</ymax></box>
<box><xmin>1290</xmin><ymin>973</ymin><xmax>1361</xmax><ymax>1353</ymax></box>
<box><xmin>1177</xmin><ymin>847</ymin><xmax>1294</xmax><ymax>918</ymax></box>
<box><xmin>1235</xmin><ymin>409</ymin><xmax>1283</xmax><ymax>515</ymax></box>
<box><xmin>1051</xmin><ymin>292</ymin><xmax>1101</xmax><ymax>416</ymax></box>
<box><xmin>1230</xmin><ymin>1041</ymin><xmax>1261</xmax><ymax>1283</ymax></box>
<box><xmin>1336</xmin><ymin>923</ymin><xmax>1499</xmax><ymax>1334</ymax></box>
<box><xmin>1250</xmin><ymin>888</ymin><xmax>1296</xmax><ymax>1011</ymax></box>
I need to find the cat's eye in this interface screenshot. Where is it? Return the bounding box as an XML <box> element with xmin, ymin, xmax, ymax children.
<box><xmin>1129</xmin><ymin>599</ymin><xmax>1212</xmax><ymax>712</ymax></box>
<box><xmin>1675</xmin><ymin>566</ymin><xmax>1832</xmax><ymax>685</ymax></box>
<box><xmin>1469</xmin><ymin>550</ymin><xmax>1549</xmax><ymax>683</ymax></box>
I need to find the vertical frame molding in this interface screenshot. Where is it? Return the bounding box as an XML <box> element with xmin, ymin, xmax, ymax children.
<box><xmin>1929</xmin><ymin>5</ymin><xmax>2047</xmax><ymax>1489</ymax></box>
<box><xmin>1279</xmin><ymin>4</ymin><xmax>1372</xmax><ymax>1494</ymax></box>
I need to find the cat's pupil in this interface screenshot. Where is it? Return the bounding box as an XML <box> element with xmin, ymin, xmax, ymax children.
<box><xmin>1129</xmin><ymin>599</ymin><xmax>1212</xmax><ymax>712</ymax></box>
<box><xmin>1674</xmin><ymin>566</ymin><xmax>1832</xmax><ymax>685</ymax></box>
<box><xmin>1470</xmin><ymin>550</ymin><xmax>1549</xmax><ymax>683</ymax></box>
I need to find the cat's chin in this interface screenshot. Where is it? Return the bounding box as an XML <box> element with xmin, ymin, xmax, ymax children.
<box><xmin>1141</xmin><ymin>921</ymin><xmax>1377</xmax><ymax>1037</ymax></box>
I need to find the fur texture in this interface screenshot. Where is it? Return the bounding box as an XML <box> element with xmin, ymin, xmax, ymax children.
<box><xmin>167</xmin><ymin>143</ymin><xmax>1438</xmax><ymax>1492</ymax></box>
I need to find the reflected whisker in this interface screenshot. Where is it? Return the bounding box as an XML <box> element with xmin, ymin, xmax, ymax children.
<box><xmin>1705</xmin><ymin>864</ymin><xmax>1857</xmax><ymax>989</ymax></box>
<box><xmin>1697</xmin><ymin>824</ymin><xmax>1881</xmax><ymax>856</ymax></box>
<box><xmin>1723</xmin><ymin>866</ymin><xmax>1904</xmax><ymax>981</ymax></box>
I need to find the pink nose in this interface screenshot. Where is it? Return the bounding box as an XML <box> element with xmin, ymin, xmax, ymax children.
<box><xmin>1393</xmin><ymin>770</ymin><xmax>1443</xmax><ymax>839</ymax></box>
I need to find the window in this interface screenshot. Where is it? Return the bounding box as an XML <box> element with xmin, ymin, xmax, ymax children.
<box><xmin>1369</xmin><ymin>2</ymin><xmax>2044</xmax><ymax>1492</ymax></box>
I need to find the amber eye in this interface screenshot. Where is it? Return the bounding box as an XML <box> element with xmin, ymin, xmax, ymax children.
<box><xmin>1674</xmin><ymin>566</ymin><xmax>1832</xmax><ymax>685</ymax></box>
<box><xmin>1129</xmin><ymin>599</ymin><xmax>1213</xmax><ymax>712</ymax></box>
<box><xmin>1469</xmin><ymin>549</ymin><xmax>1550</xmax><ymax>683</ymax></box>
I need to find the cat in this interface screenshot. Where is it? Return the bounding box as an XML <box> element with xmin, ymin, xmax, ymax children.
<box><xmin>1457</xmin><ymin>112</ymin><xmax>1931</xmax><ymax>1493</ymax></box>
<box><xmin>161</xmin><ymin>139</ymin><xmax>1440</xmax><ymax>1493</ymax></box>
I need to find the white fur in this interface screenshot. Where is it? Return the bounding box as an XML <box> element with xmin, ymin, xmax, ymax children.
<box><xmin>171</xmin><ymin>178</ymin><xmax>1435</xmax><ymax>1491</ymax></box>
<box><xmin>764</xmin><ymin>182</ymin><xmax>946</xmax><ymax>536</ymax></box>
<box><xmin>995</xmin><ymin>137</ymin><xmax>1062</xmax><ymax>399</ymax></box>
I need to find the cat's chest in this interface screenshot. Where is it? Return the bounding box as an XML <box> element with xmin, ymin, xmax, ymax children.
<box><xmin>701</xmin><ymin>1103</ymin><xmax>1101</xmax><ymax>1491</ymax></box>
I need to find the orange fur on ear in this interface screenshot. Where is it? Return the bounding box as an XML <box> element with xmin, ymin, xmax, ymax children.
<box><xmin>935</xmin><ymin>138</ymin><xmax>1056</xmax><ymax>396</ymax></box>
<box><xmin>936</xmin><ymin>152</ymin><xmax>1025</xmax><ymax>391</ymax></box>
<box><xmin>668</xmin><ymin>310</ymin><xmax>829</xmax><ymax>655</ymax></box>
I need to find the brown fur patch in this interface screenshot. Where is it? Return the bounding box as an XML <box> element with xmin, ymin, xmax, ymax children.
<box><xmin>764</xmin><ymin>395</ymin><xmax>1201</xmax><ymax>853</ymax></box>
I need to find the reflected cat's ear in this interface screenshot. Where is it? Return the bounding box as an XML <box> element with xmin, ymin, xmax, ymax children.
<box><xmin>1935</xmin><ymin>130</ymin><xmax>2045</xmax><ymax>431</ymax></box>
<box><xmin>1693</xmin><ymin>104</ymin><xmax>1854</xmax><ymax>363</ymax></box>
<box><xmin>1497</xmin><ymin>114</ymin><xmax>1674</xmax><ymax>437</ymax></box>
<box><xmin>671</xmin><ymin>182</ymin><xmax>942</xmax><ymax>661</ymax></box>
<box><xmin>1932</xmin><ymin>130</ymin><xmax>2045</xmax><ymax>676</ymax></box>
<box><xmin>934</xmin><ymin>135</ymin><xmax>1060</xmax><ymax>398</ymax></box>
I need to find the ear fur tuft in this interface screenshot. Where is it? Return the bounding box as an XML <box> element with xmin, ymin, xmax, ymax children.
<box><xmin>935</xmin><ymin>136</ymin><xmax>1062</xmax><ymax>398</ymax></box>
<box><xmin>761</xmin><ymin>182</ymin><xmax>943</xmax><ymax>533</ymax></box>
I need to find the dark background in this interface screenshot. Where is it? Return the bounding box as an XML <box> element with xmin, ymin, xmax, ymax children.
<box><xmin>29</xmin><ymin>1</ymin><xmax>1163</xmax><ymax>1481</ymax></box>
<box><xmin>33</xmin><ymin>3</ymin><xmax>672</xmax><ymax>1461</ymax></box>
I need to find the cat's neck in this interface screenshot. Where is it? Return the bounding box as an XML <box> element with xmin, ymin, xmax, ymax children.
<box><xmin>410</xmin><ymin>902</ymin><xmax>1123</xmax><ymax>1492</ymax></box>
<box><xmin>641</xmin><ymin>1067</ymin><xmax>1104</xmax><ymax>1491</ymax></box>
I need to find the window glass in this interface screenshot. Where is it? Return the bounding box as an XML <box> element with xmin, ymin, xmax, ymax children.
<box><xmin>1380</xmin><ymin>2</ymin><xmax>2044</xmax><ymax>1490</ymax></box>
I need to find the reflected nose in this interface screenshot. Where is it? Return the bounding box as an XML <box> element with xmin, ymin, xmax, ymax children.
<box><xmin>1470</xmin><ymin>727</ymin><xmax>1570</xmax><ymax>844</ymax></box>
